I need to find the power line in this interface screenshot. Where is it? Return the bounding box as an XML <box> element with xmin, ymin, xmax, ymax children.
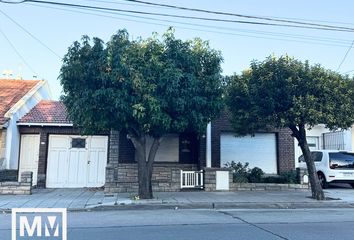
<box><xmin>0</xmin><ymin>26</ymin><xmax>38</xmax><ymax>75</ymax></box>
<box><xmin>25</xmin><ymin>2</ymin><xmax>354</xmax><ymax>48</ymax></box>
<box><xmin>122</xmin><ymin>0</ymin><xmax>354</xmax><ymax>32</ymax></box>
<box><xmin>23</xmin><ymin>3</ymin><xmax>354</xmax><ymax>46</ymax></box>
<box><xmin>336</xmin><ymin>40</ymin><xmax>354</xmax><ymax>71</ymax></box>
<box><xmin>0</xmin><ymin>9</ymin><xmax>61</xmax><ymax>58</ymax></box>
<box><xmin>342</xmin><ymin>69</ymin><xmax>354</xmax><ymax>74</ymax></box>
<box><xmin>4</xmin><ymin>0</ymin><xmax>354</xmax><ymax>33</ymax></box>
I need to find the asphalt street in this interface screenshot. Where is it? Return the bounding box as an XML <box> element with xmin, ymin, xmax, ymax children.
<box><xmin>1</xmin><ymin>208</ymin><xmax>354</xmax><ymax>240</ymax></box>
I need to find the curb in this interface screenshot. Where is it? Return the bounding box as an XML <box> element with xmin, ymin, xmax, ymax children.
<box><xmin>2</xmin><ymin>201</ymin><xmax>354</xmax><ymax>213</ymax></box>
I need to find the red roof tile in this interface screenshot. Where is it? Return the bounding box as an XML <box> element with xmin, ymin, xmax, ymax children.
<box><xmin>18</xmin><ymin>100</ymin><xmax>72</xmax><ymax>125</ymax></box>
<box><xmin>0</xmin><ymin>79</ymin><xmax>41</xmax><ymax>125</ymax></box>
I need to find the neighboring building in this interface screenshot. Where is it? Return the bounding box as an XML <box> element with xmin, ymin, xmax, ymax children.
<box><xmin>294</xmin><ymin>125</ymin><xmax>354</xmax><ymax>167</ymax></box>
<box><xmin>0</xmin><ymin>79</ymin><xmax>51</xmax><ymax>170</ymax></box>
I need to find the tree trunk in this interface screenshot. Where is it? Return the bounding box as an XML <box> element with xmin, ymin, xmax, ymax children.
<box><xmin>290</xmin><ymin>124</ymin><xmax>325</xmax><ymax>200</ymax></box>
<box><xmin>129</xmin><ymin>133</ymin><xmax>161</xmax><ymax>199</ymax></box>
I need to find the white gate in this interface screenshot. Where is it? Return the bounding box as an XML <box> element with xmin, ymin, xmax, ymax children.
<box><xmin>180</xmin><ymin>170</ymin><xmax>204</xmax><ymax>189</ymax></box>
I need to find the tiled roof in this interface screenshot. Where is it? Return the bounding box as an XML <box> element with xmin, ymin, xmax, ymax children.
<box><xmin>0</xmin><ymin>79</ymin><xmax>41</xmax><ymax>125</ymax></box>
<box><xmin>18</xmin><ymin>100</ymin><xmax>72</xmax><ymax>125</ymax></box>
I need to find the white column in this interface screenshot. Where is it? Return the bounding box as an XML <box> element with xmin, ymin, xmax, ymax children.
<box><xmin>206</xmin><ymin>122</ymin><xmax>211</xmax><ymax>168</ymax></box>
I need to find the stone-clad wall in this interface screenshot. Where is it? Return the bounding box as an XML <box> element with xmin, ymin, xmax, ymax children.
<box><xmin>105</xmin><ymin>163</ymin><xmax>198</xmax><ymax>193</ymax></box>
<box><xmin>0</xmin><ymin>171</ymin><xmax>32</xmax><ymax>195</ymax></box>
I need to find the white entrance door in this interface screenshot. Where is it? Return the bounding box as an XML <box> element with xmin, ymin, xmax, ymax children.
<box><xmin>46</xmin><ymin>135</ymin><xmax>108</xmax><ymax>188</ymax></box>
<box><xmin>19</xmin><ymin>134</ymin><xmax>40</xmax><ymax>186</ymax></box>
<box><xmin>220</xmin><ymin>133</ymin><xmax>277</xmax><ymax>174</ymax></box>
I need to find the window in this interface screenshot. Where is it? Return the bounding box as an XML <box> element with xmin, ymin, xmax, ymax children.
<box><xmin>311</xmin><ymin>152</ymin><xmax>323</xmax><ymax>162</ymax></box>
<box><xmin>307</xmin><ymin>137</ymin><xmax>319</xmax><ymax>149</ymax></box>
<box><xmin>71</xmin><ymin>138</ymin><xmax>86</xmax><ymax>148</ymax></box>
<box><xmin>329</xmin><ymin>152</ymin><xmax>354</xmax><ymax>169</ymax></box>
<box><xmin>298</xmin><ymin>152</ymin><xmax>323</xmax><ymax>162</ymax></box>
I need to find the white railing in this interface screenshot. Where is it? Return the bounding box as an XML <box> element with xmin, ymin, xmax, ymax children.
<box><xmin>180</xmin><ymin>170</ymin><xmax>204</xmax><ymax>189</ymax></box>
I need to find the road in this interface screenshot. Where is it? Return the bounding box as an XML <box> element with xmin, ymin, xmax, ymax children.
<box><xmin>1</xmin><ymin>208</ymin><xmax>354</xmax><ymax>239</ymax></box>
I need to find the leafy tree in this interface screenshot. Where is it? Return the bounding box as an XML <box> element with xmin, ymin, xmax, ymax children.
<box><xmin>225</xmin><ymin>55</ymin><xmax>354</xmax><ymax>200</ymax></box>
<box><xmin>60</xmin><ymin>29</ymin><xmax>223</xmax><ymax>199</ymax></box>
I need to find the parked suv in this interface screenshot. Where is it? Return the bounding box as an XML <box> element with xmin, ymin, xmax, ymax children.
<box><xmin>298</xmin><ymin>150</ymin><xmax>354</xmax><ymax>189</ymax></box>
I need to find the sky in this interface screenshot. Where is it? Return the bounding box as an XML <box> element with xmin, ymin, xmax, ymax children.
<box><xmin>1</xmin><ymin>0</ymin><xmax>354</xmax><ymax>99</ymax></box>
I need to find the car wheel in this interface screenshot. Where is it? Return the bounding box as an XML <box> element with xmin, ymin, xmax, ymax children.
<box><xmin>318</xmin><ymin>173</ymin><xmax>329</xmax><ymax>189</ymax></box>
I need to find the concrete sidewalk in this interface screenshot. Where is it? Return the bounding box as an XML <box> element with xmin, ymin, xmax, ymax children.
<box><xmin>0</xmin><ymin>188</ymin><xmax>353</xmax><ymax>211</ymax></box>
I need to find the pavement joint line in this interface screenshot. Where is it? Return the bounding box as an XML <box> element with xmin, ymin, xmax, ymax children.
<box><xmin>217</xmin><ymin>210</ymin><xmax>289</xmax><ymax>240</ymax></box>
<box><xmin>68</xmin><ymin>189</ymin><xmax>88</xmax><ymax>208</ymax></box>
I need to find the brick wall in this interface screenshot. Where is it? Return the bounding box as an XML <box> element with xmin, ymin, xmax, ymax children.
<box><xmin>0</xmin><ymin>129</ymin><xmax>6</xmax><ymax>169</ymax></box>
<box><xmin>211</xmin><ymin>111</ymin><xmax>295</xmax><ymax>174</ymax></box>
<box><xmin>105</xmin><ymin>163</ymin><xmax>198</xmax><ymax>193</ymax></box>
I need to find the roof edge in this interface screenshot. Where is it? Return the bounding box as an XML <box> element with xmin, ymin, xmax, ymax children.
<box><xmin>4</xmin><ymin>80</ymin><xmax>47</xmax><ymax>118</ymax></box>
<box><xmin>17</xmin><ymin>122</ymin><xmax>73</xmax><ymax>127</ymax></box>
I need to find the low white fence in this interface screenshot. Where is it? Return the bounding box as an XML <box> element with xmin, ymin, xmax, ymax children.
<box><xmin>180</xmin><ymin>170</ymin><xmax>204</xmax><ymax>189</ymax></box>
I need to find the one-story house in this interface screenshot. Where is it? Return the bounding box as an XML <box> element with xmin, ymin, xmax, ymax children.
<box><xmin>17</xmin><ymin>100</ymin><xmax>295</xmax><ymax>192</ymax></box>
<box><xmin>17</xmin><ymin>100</ymin><xmax>108</xmax><ymax>187</ymax></box>
<box><xmin>0</xmin><ymin>79</ymin><xmax>51</xmax><ymax>171</ymax></box>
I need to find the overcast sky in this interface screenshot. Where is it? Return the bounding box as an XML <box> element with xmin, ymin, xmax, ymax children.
<box><xmin>1</xmin><ymin>0</ymin><xmax>354</xmax><ymax>99</ymax></box>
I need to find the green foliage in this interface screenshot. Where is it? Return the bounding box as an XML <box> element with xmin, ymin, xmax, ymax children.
<box><xmin>60</xmin><ymin>29</ymin><xmax>224</xmax><ymax>137</ymax></box>
<box><xmin>280</xmin><ymin>170</ymin><xmax>299</xmax><ymax>184</ymax></box>
<box><xmin>226</xmin><ymin>161</ymin><xmax>299</xmax><ymax>184</ymax></box>
<box><xmin>224</xmin><ymin>161</ymin><xmax>249</xmax><ymax>183</ymax></box>
<box><xmin>262</xmin><ymin>170</ymin><xmax>299</xmax><ymax>184</ymax></box>
<box><xmin>226</xmin><ymin>55</ymin><xmax>354</xmax><ymax>135</ymax></box>
<box><xmin>248</xmin><ymin>167</ymin><xmax>264</xmax><ymax>183</ymax></box>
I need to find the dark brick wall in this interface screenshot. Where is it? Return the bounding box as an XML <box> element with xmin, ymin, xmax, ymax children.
<box><xmin>277</xmin><ymin>128</ymin><xmax>295</xmax><ymax>173</ymax></box>
<box><xmin>18</xmin><ymin>126</ymin><xmax>108</xmax><ymax>187</ymax></box>
<box><xmin>118</xmin><ymin>131</ymin><xmax>135</xmax><ymax>163</ymax></box>
<box><xmin>211</xmin><ymin>112</ymin><xmax>295</xmax><ymax>174</ymax></box>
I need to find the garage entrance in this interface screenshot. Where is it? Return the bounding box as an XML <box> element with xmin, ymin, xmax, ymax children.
<box><xmin>46</xmin><ymin>135</ymin><xmax>108</xmax><ymax>188</ymax></box>
<box><xmin>220</xmin><ymin>133</ymin><xmax>277</xmax><ymax>174</ymax></box>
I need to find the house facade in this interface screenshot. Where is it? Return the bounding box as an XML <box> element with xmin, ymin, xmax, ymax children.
<box><xmin>0</xmin><ymin>79</ymin><xmax>51</xmax><ymax>170</ymax></box>
<box><xmin>17</xmin><ymin>100</ymin><xmax>109</xmax><ymax>187</ymax></box>
<box><xmin>210</xmin><ymin>112</ymin><xmax>295</xmax><ymax>174</ymax></box>
<box><xmin>16</xmin><ymin>100</ymin><xmax>296</xmax><ymax>192</ymax></box>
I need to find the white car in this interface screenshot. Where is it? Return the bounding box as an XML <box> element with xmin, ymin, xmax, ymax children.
<box><xmin>298</xmin><ymin>150</ymin><xmax>354</xmax><ymax>189</ymax></box>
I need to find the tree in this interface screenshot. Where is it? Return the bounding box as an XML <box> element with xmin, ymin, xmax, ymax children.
<box><xmin>225</xmin><ymin>55</ymin><xmax>354</xmax><ymax>200</ymax></box>
<box><xmin>60</xmin><ymin>29</ymin><xmax>223</xmax><ymax>199</ymax></box>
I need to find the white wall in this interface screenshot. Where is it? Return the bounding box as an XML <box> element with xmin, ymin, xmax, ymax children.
<box><xmin>4</xmin><ymin>82</ymin><xmax>51</xmax><ymax>169</ymax></box>
<box><xmin>294</xmin><ymin>125</ymin><xmax>326</xmax><ymax>167</ymax></box>
<box><xmin>294</xmin><ymin>125</ymin><xmax>354</xmax><ymax>167</ymax></box>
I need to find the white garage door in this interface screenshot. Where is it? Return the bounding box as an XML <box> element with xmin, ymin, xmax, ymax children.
<box><xmin>220</xmin><ymin>133</ymin><xmax>277</xmax><ymax>174</ymax></box>
<box><xmin>46</xmin><ymin>135</ymin><xmax>108</xmax><ymax>188</ymax></box>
